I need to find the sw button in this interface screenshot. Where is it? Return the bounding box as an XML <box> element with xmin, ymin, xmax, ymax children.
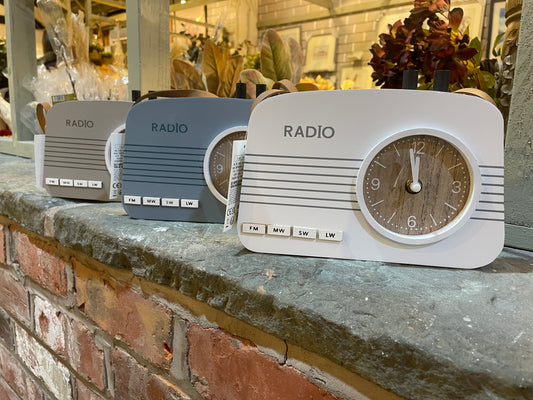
<box><xmin>292</xmin><ymin>227</ymin><xmax>317</xmax><ymax>239</ymax></box>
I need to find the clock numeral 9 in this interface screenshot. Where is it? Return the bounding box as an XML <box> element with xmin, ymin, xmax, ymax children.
<box><xmin>371</xmin><ymin>178</ymin><xmax>380</xmax><ymax>191</ymax></box>
<box><xmin>452</xmin><ymin>180</ymin><xmax>461</xmax><ymax>194</ymax></box>
<box><xmin>408</xmin><ymin>215</ymin><xmax>417</xmax><ymax>228</ymax></box>
<box><xmin>216</xmin><ymin>164</ymin><xmax>223</xmax><ymax>174</ymax></box>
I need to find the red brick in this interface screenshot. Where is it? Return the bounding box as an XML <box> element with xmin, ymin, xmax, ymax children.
<box><xmin>11</xmin><ymin>230</ymin><xmax>67</xmax><ymax>296</ymax></box>
<box><xmin>187</xmin><ymin>325</ymin><xmax>343</xmax><ymax>400</ymax></box>
<box><xmin>0</xmin><ymin>268</ymin><xmax>29</xmax><ymax>325</ymax></box>
<box><xmin>0</xmin><ymin>308</ymin><xmax>14</xmax><ymax>348</ymax></box>
<box><xmin>112</xmin><ymin>348</ymin><xmax>190</xmax><ymax>400</ymax></box>
<box><xmin>33</xmin><ymin>296</ymin><xmax>67</xmax><ymax>357</ymax></box>
<box><xmin>74</xmin><ymin>260</ymin><xmax>172</xmax><ymax>368</ymax></box>
<box><xmin>0</xmin><ymin>344</ymin><xmax>43</xmax><ymax>400</ymax></box>
<box><xmin>0</xmin><ymin>225</ymin><xmax>5</xmax><ymax>264</ymax></box>
<box><xmin>0</xmin><ymin>378</ymin><xmax>21</xmax><ymax>400</ymax></box>
<box><xmin>76</xmin><ymin>379</ymin><xmax>106</xmax><ymax>400</ymax></box>
<box><xmin>69</xmin><ymin>320</ymin><xmax>105</xmax><ymax>390</ymax></box>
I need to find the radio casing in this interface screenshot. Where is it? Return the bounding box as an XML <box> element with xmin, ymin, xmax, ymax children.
<box><xmin>121</xmin><ymin>97</ymin><xmax>252</xmax><ymax>223</ymax></box>
<box><xmin>237</xmin><ymin>89</ymin><xmax>504</xmax><ymax>269</ymax></box>
<box><xmin>43</xmin><ymin>100</ymin><xmax>132</xmax><ymax>201</ymax></box>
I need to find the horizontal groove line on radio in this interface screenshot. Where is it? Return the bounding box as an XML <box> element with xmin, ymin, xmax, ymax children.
<box><xmin>124</xmin><ymin>159</ymin><xmax>203</xmax><ymax>166</ymax></box>
<box><xmin>470</xmin><ymin>216</ymin><xmax>505</xmax><ymax>222</ymax></box>
<box><xmin>46</xmin><ymin>146</ymin><xmax>103</xmax><ymax>153</ymax></box>
<box><xmin>241</xmin><ymin>192</ymin><xmax>357</xmax><ymax>203</ymax></box>
<box><xmin>123</xmin><ymin>171</ymin><xmax>203</xmax><ymax>179</ymax></box>
<box><xmin>123</xmin><ymin>151</ymin><xmax>205</xmax><ymax>159</ymax></box>
<box><xmin>125</xmin><ymin>143</ymin><xmax>207</xmax><ymax>151</ymax></box>
<box><xmin>475</xmin><ymin>208</ymin><xmax>504</xmax><ymax>213</ymax></box>
<box><xmin>243</xmin><ymin>168</ymin><xmax>355</xmax><ymax>178</ymax></box>
<box><xmin>481</xmin><ymin>183</ymin><xmax>504</xmax><ymax>187</ymax></box>
<box><xmin>46</xmin><ymin>154</ymin><xmax>103</xmax><ymax>162</ymax></box>
<box><xmin>43</xmin><ymin>163</ymin><xmax>106</xmax><ymax>171</ymax></box>
<box><xmin>44</xmin><ymin>158</ymin><xmax>104</xmax><ymax>166</ymax></box>
<box><xmin>246</xmin><ymin>153</ymin><xmax>363</xmax><ymax>162</ymax></box>
<box><xmin>124</xmin><ymin>156</ymin><xmax>203</xmax><ymax>164</ymax></box>
<box><xmin>242</xmin><ymin>177</ymin><xmax>355</xmax><ymax>186</ymax></box>
<box><xmin>240</xmin><ymin>200</ymin><xmax>359</xmax><ymax>212</ymax></box>
<box><xmin>46</xmin><ymin>137</ymin><xmax>107</xmax><ymax>143</ymax></box>
<box><xmin>123</xmin><ymin>165</ymin><xmax>202</xmax><ymax>172</ymax></box>
<box><xmin>479</xmin><ymin>165</ymin><xmax>504</xmax><ymax>169</ymax></box>
<box><xmin>481</xmin><ymin>192</ymin><xmax>504</xmax><ymax>196</ymax></box>
<box><xmin>481</xmin><ymin>174</ymin><xmax>504</xmax><ymax>178</ymax></box>
<box><xmin>122</xmin><ymin>178</ymin><xmax>206</xmax><ymax>187</ymax></box>
<box><xmin>478</xmin><ymin>200</ymin><xmax>504</xmax><ymax>205</ymax></box>
<box><xmin>241</xmin><ymin>184</ymin><xmax>355</xmax><ymax>195</ymax></box>
<box><xmin>244</xmin><ymin>161</ymin><xmax>359</xmax><ymax>170</ymax></box>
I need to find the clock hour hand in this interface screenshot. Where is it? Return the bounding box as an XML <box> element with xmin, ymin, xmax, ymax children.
<box><xmin>408</xmin><ymin>148</ymin><xmax>422</xmax><ymax>193</ymax></box>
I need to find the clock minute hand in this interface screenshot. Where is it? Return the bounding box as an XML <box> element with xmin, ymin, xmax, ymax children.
<box><xmin>408</xmin><ymin>148</ymin><xmax>422</xmax><ymax>193</ymax></box>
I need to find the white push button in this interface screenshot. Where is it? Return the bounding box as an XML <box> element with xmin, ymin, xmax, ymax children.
<box><xmin>59</xmin><ymin>178</ymin><xmax>73</xmax><ymax>186</ymax></box>
<box><xmin>45</xmin><ymin>177</ymin><xmax>59</xmax><ymax>186</ymax></box>
<box><xmin>124</xmin><ymin>195</ymin><xmax>141</xmax><ymax>205</ymax></box>
<box><xmin>267</xmin><ymin>225</ymin><xmax>291</xmax><ymax>236</ymax></box>
<box><xmin>242</xmin><ymin>223</ymin><xmax>266</xmax><ymax>235</ymax></box>
<box><xmin>88</xmin><ymin>180</ymin><xmax>102</xmax><ymax>189</ymax></box>
<box><xmin>292</xmin><ymin>226</ymin><xmax>317</xmax><ymax>239</ymax></box>
<box><xmin>318</xmin><ymin>229</ymin><xmax>343</xmax><ymax>242</ymax></box>
<box><xmin>162</xmin><ymin>198</ymin><xmax>180</xmax><ymax>207</ymax></box>
<box><xmin>74</xmin><ymin>180</ymin><xmax>88</xmax><ymax>187</ymax></box>
<box><xmin>181</xmin><ymin>199</ymin><xmax>199</xmax><ymax>208</ymax></box>
<box><xmin>143</xmin><ymin>197</ymin><xmax>160</xmax><ymax>206</ymax></box>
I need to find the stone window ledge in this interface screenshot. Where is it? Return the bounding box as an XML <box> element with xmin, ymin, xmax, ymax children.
<box><xmin>1</xmin><ymin>153</ymin><xmax>532</xmax><ymax>399</ymax></box>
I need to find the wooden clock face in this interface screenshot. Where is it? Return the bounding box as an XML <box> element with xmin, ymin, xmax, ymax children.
<box><xmin>204</xmin><ymin>127</ymin><xmax>247</xmax><ymax>203</ymax></box>
<box><xmin>357</xmin><ymin>130</ymin><xmax>479</xmax><ymax>245</ymax></box>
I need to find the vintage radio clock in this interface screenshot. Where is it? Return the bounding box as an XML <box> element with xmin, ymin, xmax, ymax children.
<box><xmin>237</xmin><ymin>89</ymin><xmax>504</xmax><ymax>269</ymax></box>
<box><xmin>42</xmin><ymin>100</ymin><xmax>132</xmax><ymax>201</ymax></box>
<box><xmin>121</xmin><ymin>96</ymin><xmax>252</xmax><ymax>222</ymax></box>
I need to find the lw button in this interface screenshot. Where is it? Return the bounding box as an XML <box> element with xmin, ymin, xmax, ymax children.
<box><xmin>292</xmin><ymin>226</ymin><xmax>317</xmax><ymax>240</ymax></box>
<box><xmin>181</xmin><ymin>199</ymin><xmax>199</xmax><ymax>208</ymax></box>
<box><xmin>318</xmin><ymin>229</ymin><xmax>343</xmax><ymax>242</ymax></box>
<box><xmin>242</xmin><ymin>223</ymin><xmax>266</xmax><ymax>235</ymax></box>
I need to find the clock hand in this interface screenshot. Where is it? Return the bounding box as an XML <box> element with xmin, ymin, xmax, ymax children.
<box><xmin>408</xmin><ymin>148</ymin><xmax>422</xmax><ymax>193</ymax></box>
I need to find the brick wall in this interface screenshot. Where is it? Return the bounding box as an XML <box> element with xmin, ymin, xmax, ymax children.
<box><xmin>257</xmin><ymin>0</ymin><xmax>491</xmax><ymax>88</ymax></box>
<box><xmin>0</xmin><ymin>220</ymin><xmax>359</xmax><ymax>400</ymax></box>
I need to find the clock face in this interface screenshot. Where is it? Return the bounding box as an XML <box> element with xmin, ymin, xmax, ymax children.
<box><xmin>204</xmin><ymin>127</ymin><xmax>247</xmax><ymax>203</ymax></box>
<box><xmin>357</xmin><ymin>130</ymin><xmax>480</xmax><ymax>245</ymax></box>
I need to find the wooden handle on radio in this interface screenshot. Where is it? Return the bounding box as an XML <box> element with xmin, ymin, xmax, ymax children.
<box><xmin>134</xmin><ymin>89</ymin><xmax>217</xmax><ymax>104</ymax></box>
<box><xmin>36</xmin><ymin>102</ymin><xmax>51</xmax><ymax>134</ymax></box>
<box><xmin>251</xmin><ymin>80</ymin><xmax>298</xmax><ymax>112</ymax></box>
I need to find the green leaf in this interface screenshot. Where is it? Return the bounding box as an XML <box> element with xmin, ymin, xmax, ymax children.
<box><xmin>260</xmin><ymin>29</ymin><xmax>292</xmax><ymax>82</ymax></box>
<box><xmin>469</xmin><ymin>36</ymin><xmax>482</xmax><ymax>65</ymax></box>
<box><xmin>203</xmin><ymin>39</ymin><xmax>225</xmax><ymax>94</ymax></box>
<box><xmin>171</xmin><ymin>59</ymin><xmax>205</xmax><ymax>90</ymax></box>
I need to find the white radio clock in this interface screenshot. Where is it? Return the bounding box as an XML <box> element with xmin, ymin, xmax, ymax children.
<box><xmin>237</xmin><ymin>89</ymin><xmax>504</xmax><ymax>269</ymax></box>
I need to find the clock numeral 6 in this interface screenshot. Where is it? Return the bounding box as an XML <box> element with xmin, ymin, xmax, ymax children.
<box><xmin>452</xmin><ymin>180</ymin><xmax>461</xmax><ymax>194</ymax></box>
<box><xmin>408</xmin><ymin>215</ymin><xmax>417</xmax><ymax>228</ymax></box>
